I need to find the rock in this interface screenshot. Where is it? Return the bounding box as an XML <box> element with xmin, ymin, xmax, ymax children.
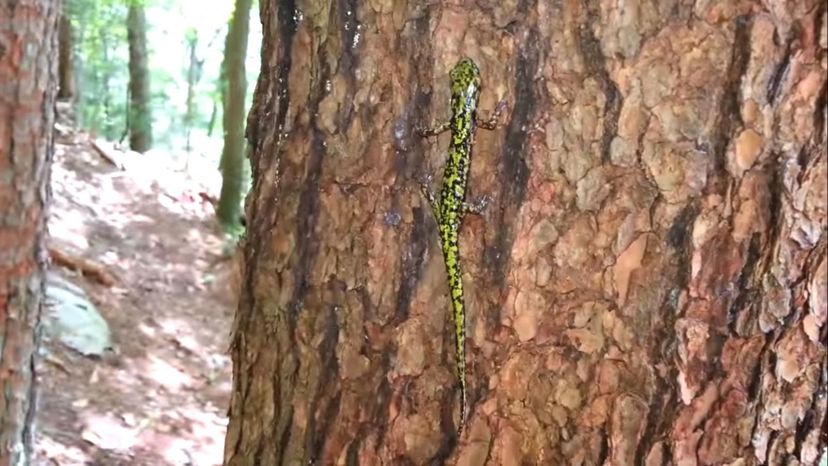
<box><xmin>42</xmin><ymin>272</ymin><xmax>113</xmax><ymax>357</ymax></box>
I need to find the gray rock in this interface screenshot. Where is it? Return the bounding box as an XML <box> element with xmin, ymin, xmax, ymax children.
<box><xmin>42</xmin><ymin>272</ymin><xmax>113</xmax><ymax>357</ymax></box>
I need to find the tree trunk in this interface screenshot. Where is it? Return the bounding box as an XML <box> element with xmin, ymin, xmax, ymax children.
<box><xmin>184</xmin><ymin>30</ymin><xmax>199</xmax><ymax>154</ymax></box>
<box><xmin>217</xmin><ymin>0</ymin><xmax>253</xmax><ymax>230</ymax></box>
<box><xmin>57</xmin><ymin>12</ymin><xmax>75</xmax><ymax>100</ymax></box>
<box><xmin>126</xmin><ymin>1</ymin><xmax>152</xmax><ymax>153</ymax></box>
<box><xmin>0</xmin><ymin>0</ymin><xmax>60</xmax><ymax>463</ymax></box>
<box><xmin>225</xmin><ymin>1</ymin><xmax>827</xmax><ymax>465</ymax></box>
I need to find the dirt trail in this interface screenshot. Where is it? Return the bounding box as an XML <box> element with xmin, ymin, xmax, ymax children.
<box><xmin>36</xmin><ymin>124</ymin><xmax>236</xmax><ymax>466</ymax></box>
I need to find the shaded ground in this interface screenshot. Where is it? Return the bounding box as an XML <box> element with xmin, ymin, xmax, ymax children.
<box><xmin>35</xmin><ymin>116</ymin><xmax>237</xmax><ymax>465</ymax></box>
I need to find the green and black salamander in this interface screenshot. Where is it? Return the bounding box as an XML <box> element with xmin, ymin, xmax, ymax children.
<box><xmin>418</xmin><ymin>57</ymin><xmax>505</xmax><ymax>431</ymax></box>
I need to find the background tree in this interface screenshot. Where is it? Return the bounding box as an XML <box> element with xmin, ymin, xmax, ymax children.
<box><xmin>183</xmin><ymin>27</ymin><xmax>202</xmax><ymax>155</ymax></box>
<box><xmin>0</xmin><ymin>0</ymin><xmax>60</xmax><ymax>462</ymax></box>
<box><xmin>223</xmin><ymin>1</ymin><xmax>828</xmax><ymax>464</ymax></box>
<box><xmin>61</xmin><ymin>0</ymin><xmax>261</xmax><ymax>157</ymax></box>
<box><xmin>126</xmin><ymin>0</ymin><xmax>153</xmax><ymax>152</ymax></box>
<box><xmin>58</xmin><ymin>11</ymin><xmax>76</xmax><ymax>100</ymax></box>
<box><xmin>216</xmin><ymin>0</ymin><xmax>253</xmax><ymax>232</ymax></box>
<box><xmin>68</xmin><ymin>0</ymin><xmax>129</xmax><ymax>139</ymax></box>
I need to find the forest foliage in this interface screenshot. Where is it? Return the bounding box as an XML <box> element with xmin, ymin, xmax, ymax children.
<box><xmin>64</xmin><ymin>0</ymin><xmax>261</xmax><ymax>157</ymax></box>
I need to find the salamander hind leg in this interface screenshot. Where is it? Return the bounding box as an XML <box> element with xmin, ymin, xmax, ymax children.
<box><xmin>418</xmin><ymin>175</ymin><xmax>441</xmax><ymax>222</ymax></box>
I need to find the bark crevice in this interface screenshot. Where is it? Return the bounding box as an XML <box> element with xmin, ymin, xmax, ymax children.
<box><xmin>337</xmin><ymin>0</ymin><xmax>359</xmax><ymax>128</ymax></box>
<box><xmin>394</xmin><ymin>207</ymin><xmax>428</xmax><ymax>323</ymax></box>
<box><xmin>711</xmin><ymin>15</ymin><xmax>751</xmax><ymax>181</ymax></box>
<box><xmin>728</xmin><ymin>233</ymin><xmax>763</xmax><ymax>336</ymax></box>
<box><xmin>576</xmin><ymin>0</ymin><xmax>621</xmax><ymax>165</ymax></box>
<box><xmin>636</xmin><ymin>287</ymin><xmax>683</xmax><ymax>464</ymax></box>
<box><xmin>487</xmin><ymin>7</ymin><xmax>538</xmax><ymax>287</ymax></box>
<box><xmin>274</xmin><ymin>0</ymin><xmax>297</xmax><ymax>136</ymax></box>
<box><xmin>308</xmin><ymin>303</ymin><xmax>342</xmax><ymax>462</ymax></box>
<box><xmin>766</xmin><ymin>36</ymin><xmax>792</xmax><ymax>105</ymax></box>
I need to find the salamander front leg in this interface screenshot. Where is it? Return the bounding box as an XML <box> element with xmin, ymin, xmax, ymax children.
<box><xmin>477</xmin><ymin>100</ymin><xmax>508</xmax><ymax>130</ymax></box>
<box><xmin>416</xmin><ymin>120</ymin><xmax>450</xmax><ymax>137</ymax></box>
<box><xmin>462</xmin><ymin>194</ymin><xmax>491</xmax><ymax>216</ymax></box>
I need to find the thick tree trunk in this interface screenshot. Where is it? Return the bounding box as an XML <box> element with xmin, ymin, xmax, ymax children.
<box><xmin>57</xmin><ymin>13</ymin><xmax>75</xmax><ymax>100</ymax></box>
<box><xmin>0</xmin><ymin>0</ymin><xmax>60</xmax><ymax>463</ymax></box>
<box><xmin>126</xmin><ymin>2</ymin><xmax>152</xmax><ymax>153</ymax></box>
<box><xmin>225</xmin><ymin>1</ymin><xmax>827</xmax><ymax>465</ymax></box>
<box><xmin>217</xmin><ymin>0</ymin><xmax>253</xmax><ymax>230</ymax></box>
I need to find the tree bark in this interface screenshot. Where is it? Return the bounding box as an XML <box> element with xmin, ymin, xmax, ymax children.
<box><xmin>225</xmin><ymin>1</ymin><xmax>827</xmax><ymax>465</ymax></box>
<box><xmin>0</xmin><ymin>0</ymin><xmax>60</xmax><ymax>463</ymax></box>
<box><xmin>217</xmin><ymin>0</ymin><xmax>253</xmax><ymax>230</ymax></box>
<box><xmin>57</xmin><ymin>12</ymin><xmax>75</xmax><ymax>100</ymax></box>
<box><xmin>126</xmin><ymin>1</ymin><xmax>152</xmax><ymax>153</ymax></box>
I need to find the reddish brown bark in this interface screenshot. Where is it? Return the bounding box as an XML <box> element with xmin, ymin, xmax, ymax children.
<box><xmin>0</xmin><ymin>0</ymin><xmax>60</xmax><ymax>464</ymax></box>
<box><xmin>225</xmin><ymin>1</ymin><xmax>827</xmax><ymax>465</ymax></box>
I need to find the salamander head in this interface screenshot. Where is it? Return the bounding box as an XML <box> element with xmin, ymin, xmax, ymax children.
<box><xmin>450</xmin><ymin>58</ymin><xmax>481</xmax><ymax>98</ymax></box>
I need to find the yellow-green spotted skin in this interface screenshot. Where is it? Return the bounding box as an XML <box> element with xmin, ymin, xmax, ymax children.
<box><xmin>418</xmin><ymin>58</ymin><xmax>501</xmax><ymax>432</ymax></box>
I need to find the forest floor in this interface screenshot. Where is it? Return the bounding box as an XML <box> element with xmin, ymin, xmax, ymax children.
<box><xmin>35</xmin><ymin>111</ymin><xmax>237</xmax><ymax>466</ymax></box>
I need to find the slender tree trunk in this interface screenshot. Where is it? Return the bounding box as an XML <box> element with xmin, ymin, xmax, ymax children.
<box><xmin>184</xmin><ymin>30</ymin><xmax>202</xmax><ymax>155</ymax></box>
<box><xmin>0</xmin><ymin>0</ymin><xmax>60</xmax><ymax>463</ymax></box>
<box><xmin>216</xmin><ymin>0</ymin><xmax>252</xmax><ymax>230</ymax></box>
<box><xmin>57</xmin><ymin>13</ymin><xmax>75</xmax><ymax>100</ymax></box>
<box><xmin>126</xmin><ymin>1</ymin><xmax>152</xmax><ymax>153</ymax></box>
<box><xmin>225</xmin><ymin>1</ymin><xmax>827</xmax><ymax>465</ymax></box>
<box><xmin>208</xmin><ymin>99</ymin><xmax>218</xmax><ymax>137</ymax></box>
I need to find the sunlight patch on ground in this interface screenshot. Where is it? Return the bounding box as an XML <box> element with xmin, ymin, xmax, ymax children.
<box><xmin>185</xmin><ymin>226</ymin><xmax>216</xmax><ymax>246</ymax></box>
<box><xmin>81</xmin><ymin>412</ymin><xmax>142</xmax><ymax>451</ymax></box>
<box><xmin>134</xmin><ymin>405</ymin><xmax>227</xmax><ymax>466</ymax></box>
<box><xmin>139</xmin><ymin>355</ymin><xmax>195</xmax><ymax>392</ymax></box>
<box><xmin>107</xmin><ymin>354</ymin><xmax>196</xmax><ymax>398</ymax></box>
<box><xmin>154</xmin><ymin>316</ymin><xmax>230</xmax><ymax>372</ymax></box>
<box><xmin>37</xmin><ymin>435</ymin><xmax>92</xmax><ymax>465</ymax></box>
<box><xmin>101</xmin><ymin>210</ymin><xmax>156</xmax><ymax>230</ymax></box>
<box><xmin>138</xmin><ymin>320</ymin><xmax>159</xmax><ymax>338</ymax></box>
<box><xmin>48</xmin><ymin>209</ymin><xmax>91</xmax><ymax>250</ymax></box>
<box><xmin>170</xmin><ymin>405</ymin><xmax>228</xmax><ymax>465</ymax></box>
<box><xmin>99</xmin><ymin>249</ymin><xmax>124</xmax><ymax>269</ymax></box>
<box><xmin>156</xmin><ymin>317</ymin><xmax>196</xmax><ymax>337</ymax></box>
<box><xmin>107</xmin><ymin>366</ymin><xmax>150</xmax><ymax>397</ymax></box>
<box><xmin>76</xmin><ymin>371</ymin><xmax>228</xmax><ymax>466</ymax></box>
